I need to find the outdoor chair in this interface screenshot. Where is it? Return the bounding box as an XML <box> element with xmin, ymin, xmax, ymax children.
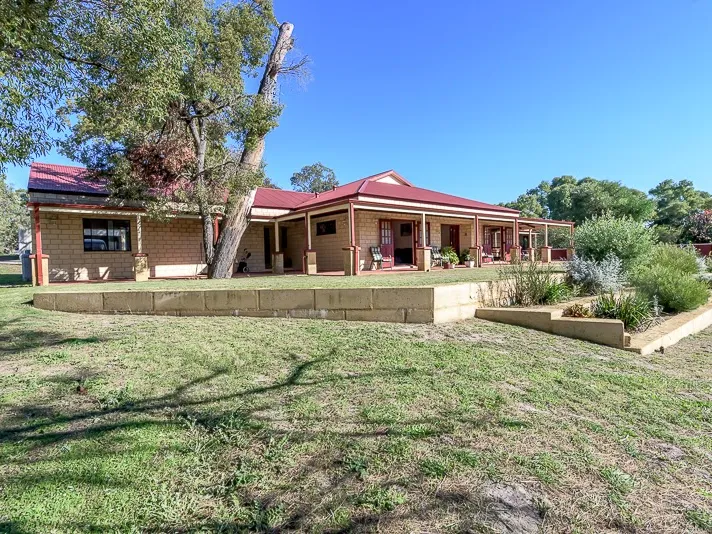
<box><xmin>430</xmin><ymin>246</ymin><xmax>442</xmax><ymax>267</ymax></box>
<box><xmin>370</xmin><ymin>246</ymin><xmax>393</xmax><ymax>270</ymax></box>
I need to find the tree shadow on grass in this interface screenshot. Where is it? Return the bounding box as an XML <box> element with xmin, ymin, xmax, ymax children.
<box><xmin>0</xmin><ymin>273</ymin><xmax>28</xmax><ymax>287</ymax></box>
<box><xmin>0</xmin><ymin>350</ymin><xmax>509</xmax><ymax>532</ymax></box>
<box><xmin>0</xmin><ymin>317</ymin><xmax>105</xmax><ymax>356</ymax></box>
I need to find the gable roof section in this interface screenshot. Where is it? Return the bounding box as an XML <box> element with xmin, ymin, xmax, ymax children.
<box><xmin>252</xmin><ymin>187</ymin><xmax>313</xmax><ymax>209</ymax></box>
<box><xmin>29</xmin><ymin>162</ymin><xmax>109</xmax><ymax>195</ymax></box>
<box><xmin>27</xmin><ymin>162</ymin><xmax>518</xmax><ymax>215</ymax></box>
<box><xmin>293</xmin><ymin>170</ymin><xmax>518</xmax><ymax>214</ymax></box>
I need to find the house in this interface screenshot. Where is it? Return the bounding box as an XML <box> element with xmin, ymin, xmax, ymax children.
<box><xmin>26</xmin><ymin>162</ymin><xmax>574</xmax><ymax>284</ymax></box>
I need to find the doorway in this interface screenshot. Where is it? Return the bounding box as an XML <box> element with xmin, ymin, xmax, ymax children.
<box><xmin>441</xmin><ymin>224</ymin><xmax>460</xmax><ymax>253</ymax></box>
<box><xmin>263</xmin><ymin>227</ymin><xmax>271</xmax><ymax>269</ymax></box>
<box><xmin>393</xmin><ymin>221</ymin><xmax>414</xmax><ymax>264</ymax></box>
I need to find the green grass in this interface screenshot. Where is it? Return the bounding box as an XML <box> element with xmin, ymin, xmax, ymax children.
<box><xmin>1</xmin><ymin>277</ymin><xmax>712</xmax><ymax>532</ymax></box>
<box><xmin>30</xmin><ymin>265</ymin><xmax>543</xmax><ymax>292</ymax></box>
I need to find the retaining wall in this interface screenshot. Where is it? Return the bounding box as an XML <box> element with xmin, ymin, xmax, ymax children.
<box><xmin>475</xmin><ymin>307</ymin><xmax>628</xmax><ymax>349</ymax></box>
<box><xmin>35</xmin><ymin>281</ymin><xmax>507</xmax><ymax>324</ymax></box>
<box><xmin>627</xmin><ymin>299</ymin><xmax>712</xmax><ymax>355</ymax></box>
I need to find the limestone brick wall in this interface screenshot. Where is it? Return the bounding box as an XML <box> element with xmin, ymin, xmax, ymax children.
<box><xmin>310</xmin><ymin>213</ymin><xmax>348</xmax><ymax>272</ymax></box>
<box><xmin>39</xmin><ymin>212</ymin><xmax>138</xmax><ymax>282</ymax></box>
<box><xmin>142</xmin><ymin>218</ymin><xmax>206</xmax><ymax>277</ymax></box>
<box><xmin>235</xmin><ymin>222</ymin><xmax>267</xmax><ymax>272</ymax></box>
<box><xmin>354</xmin><ymin>210</ymin><xmax>478</xmax><ymax>269</ymax></box>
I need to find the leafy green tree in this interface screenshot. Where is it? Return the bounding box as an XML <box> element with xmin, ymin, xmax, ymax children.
<box><xmin>0</xmin><ymin>0</ymin><xmax>171</xmax><ymax>172</ymax></box>
<box><xmin>51</xmin><ymin>0</ymin><xmax>299</xmax><ymax>277</ymax></box>
<box><xmin>649</xmin><ymin>179</ymin><xmax>712</xmax><ymax>230</ymax></box>
<box><xmin>290</xmin><ymin>162</ymin><xmax>338</xmax><ymax>193</ymax></box>
<box><xmin>574</xmin><ymin>213</ymin><xmax>656</xmax><ymax>271</ymax></box>
<box><xmin>505</xmin><ymin>175</ymin><xmax>655</xmax><ymax>225</ymax></box>
<box><xmin>261</xmin><ymin>176</ymin><xmax>281</xmax><ymax>189</ymax></box>
<box><xmin>0</xmin><ymin>176</ymin><xmax>29</xmax><ymax>253</ymax></box>
<box><xmin>502</xmin><ymin>193</ymin><xmax>546</xmax><ymax>218</ymax></box>
<box><xmin>502</xmin><ymin>181</ymin><xmax>550</xmax><ymax>218</ymax></box>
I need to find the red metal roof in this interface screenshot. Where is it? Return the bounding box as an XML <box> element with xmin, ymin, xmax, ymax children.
<box><xmin>252</xmin><ymin>187</ymin><xmax>314</xmax><ymax>209</ymax></box>
<box><xmin>354</xmin><ymin>180</ymin><xmax>519</xmax><ymax>213</ymax></box>
<box><xmin>292</xmin><ymin>170</ymin><xmax>518</xmax><ymax>213</ymax></box>
<box><xmin>28</xmin><ymin>162</ymin><xmax>109</xmax><ymax>195</ymax></box>
<box><xmin>27</xmin><ymin>162</ymin><xmax>519</xmax><ymax>215</ymax></box>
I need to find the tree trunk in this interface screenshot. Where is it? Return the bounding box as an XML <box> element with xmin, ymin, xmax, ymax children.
<box><xmin>188</xmin><ymin>114</ymin><xmax>214</xmax><ymax>267</ymax></box>
<box><xmin>209</xmin><ymin>22</ymin><xmax>294</xmax><ymax>279</ymax></box>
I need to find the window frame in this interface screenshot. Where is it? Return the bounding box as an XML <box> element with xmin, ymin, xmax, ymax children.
<box><xmin>82</xmin><ymin>218</ymin><xmax>132</xmax><ymax>252</ymax></box>
<box><xmin>316</xmin><ymin>219</ymin><xmax>337</xmax><ymax>236</ymax></box>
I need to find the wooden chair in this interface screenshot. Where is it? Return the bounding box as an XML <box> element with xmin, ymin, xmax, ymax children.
<box><xmin>370</xmin><ymin>247</ymin><xmax>393</xmax><ymax>270</ymax></box>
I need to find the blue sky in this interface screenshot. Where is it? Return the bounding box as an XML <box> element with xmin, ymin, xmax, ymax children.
<box><xmin>7</xmin><ymin>0</ymin><xmax>712</xmax><ymax>203</ymax></box>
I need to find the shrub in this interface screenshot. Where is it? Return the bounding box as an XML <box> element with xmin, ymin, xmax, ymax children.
<box><xmin>647</xmin><ymin>244</ymin><xmax>701</xmax><ymax>275</ymax></box>
<box><xmin>563</xmin><ymin>303</ymin><xmax>592</xmax><ymax>318</ymax></box>
<box><xmin>632</xmin><ymin>244</ymin><xmax>710</xmax><ymax>312</ymax></box>
<box><xmin>574</xmin><ymin>213</ymin><xmax>656</xmax><ymax>272</ymax></box>
<box><xmin>566</xmin><ymin>253</ymin><xmax>625</xmax><ymax>295</ymax></box>
<box><xmin>500</xmin><ymin>262</ymin><xmax>572</xmax><ymax>306</ymax></box>
<box><xmin>591</xmin><ymin>292</ymin><xmax>653</xmax><ymax>330</ymax></box>
<box><xmin>544</xmin><ymin>280</ymin><xmax>573</xmax><ymax>304</ymax></box>
<box><xmin>633</xmin><ymin>266</ymin><xmax>709</xmax><ymax>312</ymax></box>
<box><xmin>441</xmin><ymin>246</ymin><xmax>459</xmax><ymax>265</ymax></box>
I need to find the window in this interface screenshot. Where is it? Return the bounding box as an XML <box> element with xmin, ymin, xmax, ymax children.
<box><xmin>83</xmin><ymin>219</ymin><xmax>131</xmax><ymax>252</ymax></box>
<box><xmin>316</xmin><ymin>220</ymin><xmax>336</xmax><ymax>236</ymax></box>
<box><xmin>379</xmin><ymin>220</ymin><xmax>392</xmax><ymax>245</ymax></box>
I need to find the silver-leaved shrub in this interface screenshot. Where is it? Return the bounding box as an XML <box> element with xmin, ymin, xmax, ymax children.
<box><xmin>566</xmin><ymin>253</ymin><xmax>625</xmax><ymax>295</ymax></box>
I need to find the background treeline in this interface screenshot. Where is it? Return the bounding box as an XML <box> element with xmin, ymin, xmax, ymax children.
<box><xmin>502</xmin><ymin>176</ymin><xmax>711</xmax><ymax>244</ymax></box>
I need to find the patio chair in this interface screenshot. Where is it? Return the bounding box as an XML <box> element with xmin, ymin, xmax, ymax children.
<box><xmin>430</xmin><ymin>246</ymin><xmax>442</xmax><ymax>267</ymax></box>
<box><xmin>369</xmin><ymin>246</ymin><xmax>393</xmax><ymax>270</ymax></box>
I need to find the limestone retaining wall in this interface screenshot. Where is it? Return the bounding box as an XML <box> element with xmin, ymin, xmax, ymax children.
<box><xmin>475</xmin><ymin>307</ymin><xmax>628</xmax><ymax>349</ymax></box>
<box><xmin>33</xmin><ymin>280</ymin><xmax>512</xmax><ymax>324</ymax></box>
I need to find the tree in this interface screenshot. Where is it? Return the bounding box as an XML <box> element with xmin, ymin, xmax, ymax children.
<box><xmin>0</xmin><ymin>176</ymin><xmax>30</xmax><ymax>253</ymax></box>
<box><xmin>502</xmin><ymin>192</ymin><xmax>547</xmax><ymax>218</ymax></box>
<box><xmin>0</xmin><ymin>0</ymin><xmax>182</xmax><ymax>173</ymax></box>
<box><xmin>290</xmin><ymin>162</ymin><xmax>338</xmax><ymax>193</ymax></box>
<box><xmin>649</xmin><ymin>179</ymin><xmax>712</xmax><ymax>230</ymax></box>
<box><xmin>53</xmin><ymin>0</ymin><xmax>301</xmax><ymax>278</ymax></box>
<box><xmin>504</xmin><ymin>175</ymin><xmax>655</xmax><ymax>225</ymax></box>
<box><xmin>683</xmin><ymin>210</ymin><xmax>712</xmax><ymax>243</ymax></box>
<box><xmin>261</xmin><ymin>176</ymin><xmax>281</xmax><ymax>189</ymax></box>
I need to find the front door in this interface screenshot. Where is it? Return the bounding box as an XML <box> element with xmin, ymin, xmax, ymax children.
<box><xmin>379</xmin><ymin>219</ymin><xmax>394</xmax><ymax>258</ymax></box>
<box><xmin>449</xmin><ymin>225</ymin><xmax>460</xmax><ymax>252</ymax></box>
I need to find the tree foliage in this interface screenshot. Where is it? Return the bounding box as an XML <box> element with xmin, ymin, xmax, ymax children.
<box><xmin>1</xmin><ymin>0</ymin><xmax>300</xmax><ymax>276</ymax></box>
<box><xmin>0</xmin><ymin>175</ymin><xmax>29</xmax><ymax>253</ymax></box>
<box><xmin>290</xmin><ymin>162</ymin><xmax>338</xmax><ymax>193</ymax></box>
<box><xmin>503</xmin><ymin>175</ymin><xmax>655</xmax><ymax>224</ymax></box>
<box><xmin>684</xmin><ymin>210</ymin><xmax>712</xmax><ymax>243</ymax></box>
<box><xmin>649</xmin><ymin>179</ymin><xmax>712</xmax><ymax>229</ymax></box>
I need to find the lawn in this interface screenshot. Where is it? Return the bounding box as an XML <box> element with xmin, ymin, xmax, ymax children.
<box><xmin>1</xmin><ymin>266</ymin><xmax>712</xmax><ymax>532</ymax></box>
<box><xmin>19</xmin><ymin>265</ymin><xmax>549</xmax><ymax>293</ymax></box>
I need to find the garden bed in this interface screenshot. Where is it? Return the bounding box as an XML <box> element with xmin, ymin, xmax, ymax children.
<box><xmin>626</xmin><ymin>297</ymin><xmax>712</xmax><ymax>355</ymax></box>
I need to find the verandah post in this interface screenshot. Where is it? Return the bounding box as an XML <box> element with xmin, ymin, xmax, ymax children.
<box><xmin>416</xmin><ymin>212</ymin><xmax>431</xmax><ymax>271</ymax></box>
<box><xmin>132</xmin><ymin>214</ymin><xmax>149</xmax><ymax>282</ymax></box>
<box><xmin>272</xmin><ymin>220</ymin><xmax>284</xmax><ymax>274</ymax></box>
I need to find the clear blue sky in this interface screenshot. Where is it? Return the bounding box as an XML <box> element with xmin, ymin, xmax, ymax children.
<box><xmin>7</xmin><ymin>0</ymin><xmax>712</xmax><ymax>203</ymax></box>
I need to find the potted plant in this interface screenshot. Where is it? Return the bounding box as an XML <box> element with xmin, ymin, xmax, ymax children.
<box><xmin>462</xmin><ymin>250</ymin><xmax>475</xmax><ymax>268</ymax></box>
<box><xmin>441</xmin><ymin>246</ymin><xmax>459</xmax><ymax>269</ymax></box>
